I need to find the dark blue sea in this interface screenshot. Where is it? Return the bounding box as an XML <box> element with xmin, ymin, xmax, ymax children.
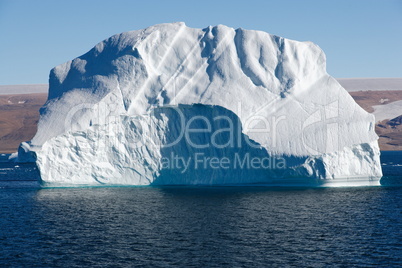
<box><xmin>0</xmin><ymin>151</ymin><xmax>401</xmax><ymax>267</ymax></box>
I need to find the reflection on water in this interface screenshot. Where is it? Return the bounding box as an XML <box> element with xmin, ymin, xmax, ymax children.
<box><xmin>0</xmin><ymin>186</ymin><xmax>401</xmax><ymax>266</ymax></box>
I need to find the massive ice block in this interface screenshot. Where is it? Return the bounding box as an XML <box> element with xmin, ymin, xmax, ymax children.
<box><xmin>21</xmin><ymin>22</ymin><xmax>382</xmax><ymax>186</ymax></box>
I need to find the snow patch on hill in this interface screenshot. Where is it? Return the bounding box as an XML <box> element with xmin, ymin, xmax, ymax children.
<box><xmin>373</xmin><ymin>100</ymin><xmax>402</xmax><ymax>122</ymax></box>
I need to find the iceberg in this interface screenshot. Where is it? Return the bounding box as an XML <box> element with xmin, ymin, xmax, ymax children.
<box><xmin>19</xmin><ymin>22</ymin><xmax>382</xmax><ymax>186</ymax></box>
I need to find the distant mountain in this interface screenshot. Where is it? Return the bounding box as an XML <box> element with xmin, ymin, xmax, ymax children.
<box><xmin>3</xmin><ymin>77</ymin><xmax>401</xmax><ymax>95</ymax></box>
<box><xmin>0</xmin><ymin>84</ymin><xmax>48</xmax><ymax>95</ymax></box>
<box><xmin>337</xmin><ymin>78</ymin><xmax>402</xmax><ymax>92</ymax></box>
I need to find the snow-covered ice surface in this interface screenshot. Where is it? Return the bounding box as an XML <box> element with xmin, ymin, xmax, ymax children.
<box><xmin>373</xmin><ymin>100</ymin><xmax>402</xmax><ymax>122</ymax></box>
<box><xmin>18</xmin><ymin>22</ymin><xmax>382</xmax><ymax>186</ymax></box>
<box><xmin>337</xmin><ymin>78</ymin><xmax>402</xmax><ymax>92</ymax></box>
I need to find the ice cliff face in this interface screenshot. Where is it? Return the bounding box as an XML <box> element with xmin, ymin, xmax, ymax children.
<box><xmin>23</xmin><ymin>22</ymin><xmax>382</xmax><ymax>186</ymax></box>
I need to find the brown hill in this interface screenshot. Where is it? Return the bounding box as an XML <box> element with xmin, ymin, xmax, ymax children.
<box><xmin>0</xmin><ymin>93</ymin><xmax>47</xmax><ymax>153</ymax></box>
<box><xmin>349</xmin><ymin>91</ymin><xmax>402</xmax><ymax>151</ymax></box>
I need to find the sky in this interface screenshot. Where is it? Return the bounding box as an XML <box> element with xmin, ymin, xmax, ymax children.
<box><xmin>0</xmin><ymin>0</ymin><xmax>401</xmax><ymax>85</ymax></box>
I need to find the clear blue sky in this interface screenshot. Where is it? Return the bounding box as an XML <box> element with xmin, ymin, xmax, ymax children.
<box><xmin>0</xmin><ymin>0</ymin><xmax>401</xmax><ymax>85</ymax></box>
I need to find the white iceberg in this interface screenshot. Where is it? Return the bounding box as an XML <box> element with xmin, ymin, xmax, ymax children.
<box><xmin>19</xmin><ymin>22</ymin><xmax>382</xmax><ymax>186</ymax></box>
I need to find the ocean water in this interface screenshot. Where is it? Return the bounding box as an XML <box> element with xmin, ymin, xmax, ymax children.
<box><xmin>0</xmin><ymin>152</ymin><xmax>401</xmax><ymax>267</ymax></box>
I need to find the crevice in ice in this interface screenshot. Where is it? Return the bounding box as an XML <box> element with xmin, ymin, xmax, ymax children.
<box><xmin>273</xmin><ymin>36</ymin><xmax>295</xmax><ymax>98</ymax></box>
<box><xmin>234</xmin><ymin>28</ymin><xmax>266</xmax><ymax>88</ymax></box>
<box><xmin>200</xmin><ymin>26</ymin><xmax>219</xmax><ymax>83</ymax></box>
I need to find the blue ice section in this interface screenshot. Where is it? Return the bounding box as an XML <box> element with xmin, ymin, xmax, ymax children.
<box><xmin>150</xmin><ymin>104</ymin><xmax>311</xmax><ymax>185</ymax></box>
